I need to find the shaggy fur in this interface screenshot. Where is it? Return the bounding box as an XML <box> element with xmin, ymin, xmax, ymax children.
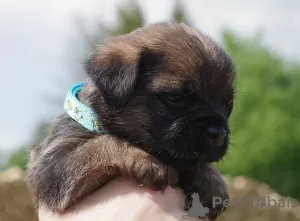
<box><xmin>27</xmin><ymin>21</ymin><xmax>235</xmax><ymax>220</ymax></box>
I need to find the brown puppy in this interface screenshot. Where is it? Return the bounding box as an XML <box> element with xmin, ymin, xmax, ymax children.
<box><xmin>27</xmin><ymin>21</ymin><xmax>235</xmax><ymax>220</ymax></box>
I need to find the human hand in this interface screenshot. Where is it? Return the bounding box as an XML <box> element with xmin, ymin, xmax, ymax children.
<box><xmin>38</xmin><ymin>177</ymin><xmax>209</xmax><ymax>221</ymax></box>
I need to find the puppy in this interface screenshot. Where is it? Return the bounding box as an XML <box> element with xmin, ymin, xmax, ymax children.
<box><xmin>27</xmin><ymin>21</ymin><xmax>235</xmax><ymax>220</ymax></box>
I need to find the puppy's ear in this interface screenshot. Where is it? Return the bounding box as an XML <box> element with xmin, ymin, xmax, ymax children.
<box><xmin>85</xmin><ymin>44</ymin><xmax>164</xmax><ymax>108</ymax></box>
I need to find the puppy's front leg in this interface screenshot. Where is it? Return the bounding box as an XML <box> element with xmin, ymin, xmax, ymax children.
<box><xmin>194</xmin><ymin>164</ymin><xmax>229</xmax><ymax>220</ymax></box>
<box><xmin>194</xmin><ymin>164</ymin><xmax>228</xmax><ymax>220</ymax></box>
<box><xmin>27</xmin><ymin>135</ymin><xmax>178</xmax><ymax>212</ymax></box>
<box><xmin>181</xmin><ymin>164</ymin><xmax>228</xmax><ymax>221</ymax></box>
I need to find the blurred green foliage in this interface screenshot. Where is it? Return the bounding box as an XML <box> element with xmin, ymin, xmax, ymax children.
<box><xmin>2</xmin><ymin>0</ymin><xmax>300</xmax><ymax>200</ymax></box>
<box><xmin>172</xmin><ymin>0</ymin><xmax>191</xmax><ymax>24</ymax></box>
<box><xmin>4</xmin><ymin>147</ymin><xmax>29</xmax><ymax>171</ymax></box>
<box><xmin>216</xmin><ymin>31</ymin><xmax>300</xmax><ymax>199</ymax></box>
<box><xmin>109</xmin><ymin>0</ymin><xmax>144</xmax><ymax>36</ymax></box>
<box><xmin>2</xmin><ymin>122</ymin><xmax>51</xmax><ymax>171</ymax></box>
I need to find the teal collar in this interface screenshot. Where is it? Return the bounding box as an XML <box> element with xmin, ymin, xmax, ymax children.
<box><xmin>64</xmin><ymin>81</ymin><xmax>105</xmax><ymax>134</ymax></box>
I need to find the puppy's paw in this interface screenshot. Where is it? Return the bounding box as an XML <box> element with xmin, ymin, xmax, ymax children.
<box><xmin>128</xmin><ymin>155</ymin><xmax>178</xmax><ymax>191</ymax></box>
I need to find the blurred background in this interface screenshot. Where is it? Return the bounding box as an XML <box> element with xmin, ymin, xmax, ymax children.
<box><xmin>1</xmin><ymin>0</ymin><xmax>300</xmax><ymax>220</ymax></box>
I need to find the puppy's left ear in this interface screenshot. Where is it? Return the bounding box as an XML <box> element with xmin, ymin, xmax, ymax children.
<box><xmin>85</xmin><ymin>44</ymin><xmax>164</xmax><ymax>108</ymax></box>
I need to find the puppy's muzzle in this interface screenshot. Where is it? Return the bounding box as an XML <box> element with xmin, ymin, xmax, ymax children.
<box><xmin>189</xmin><ymin>113</ymin><xmax>228</xmax><ymax>151</ymax></box>
<box><xmin>206</xmin><ymin>126</ymin><xmax>227</xmax><ymax>147</ymax></box>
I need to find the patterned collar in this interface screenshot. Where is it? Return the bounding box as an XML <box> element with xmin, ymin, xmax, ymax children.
<box><xmin>64</xmin><ymin>81</ymin><xmax>105</xmax><ymax>134</ymax></box>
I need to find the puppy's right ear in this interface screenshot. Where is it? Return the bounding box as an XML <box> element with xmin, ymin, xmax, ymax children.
<box><xmin>85</xmin><ymin>43</ymin><xmax>164</xmax><ymax>109</ymax></box>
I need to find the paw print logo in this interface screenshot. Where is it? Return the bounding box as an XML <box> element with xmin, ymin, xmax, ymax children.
<box><xmin>74</xmin><ymin>107</ymin><xmax>83</xmax><ymax>120</ymax></box>
<box><xmin>187</xmin><ymin>192</ymin><xmax>209</xmax><ymax>217</ymax></box>
<box><xmin>66</xmin><ymin>99</ymin><xmax>73</xmax><ymax>111</ymax></box>
<box><xmin>92</xmin><ymin>119</ymin><xmax>100</xmax><ymax>131</ymax></box>
<box><xmin>255</xmin><ymin>197</ymin><xmax>266</xmax><ymax>208</ymax></box>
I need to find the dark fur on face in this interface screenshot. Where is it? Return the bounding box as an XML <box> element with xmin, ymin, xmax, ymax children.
<box><xmin>85</xmin><ymin>22</ymin><xmax>235</xmax><ymax>165</ymax></box>
<box><xmin>27</xmin><ymin>21</ymin><xmax>235</xmax><ymax>220</ymax></box>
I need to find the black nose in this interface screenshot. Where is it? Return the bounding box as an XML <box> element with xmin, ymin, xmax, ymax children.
<box><xmin>206</xmin><ymin>127</ymin><xmax>227</xmax><ymax>147</ymax></box>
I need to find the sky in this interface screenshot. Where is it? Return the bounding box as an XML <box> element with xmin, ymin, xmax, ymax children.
<box><xmin>0</xmin><ymin>0</ymin><xmax>300</xmax><ymax>153</ymax></box>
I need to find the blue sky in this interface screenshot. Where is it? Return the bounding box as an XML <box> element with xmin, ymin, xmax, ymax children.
<box><xmin>0</xmin><ymin>0</ymin><xmax>300</xmax><ymax>153</ymax></box>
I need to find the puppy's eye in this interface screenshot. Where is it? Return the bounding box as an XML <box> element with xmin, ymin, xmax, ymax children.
<box><xmin>224</xmin><ymin>100</ymin><xmax>233</xmax><ymax>113</ymax></box>
<box><xmin>165</xmin><ymin>93</ymin><xmax>186</xmax><ymax>104</ymax></box>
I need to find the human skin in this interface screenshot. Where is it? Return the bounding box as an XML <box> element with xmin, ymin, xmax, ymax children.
<box><xmin>38</xmin><ymin>177</ymin><xmax>208</xmax><ymax>221</ymax></box>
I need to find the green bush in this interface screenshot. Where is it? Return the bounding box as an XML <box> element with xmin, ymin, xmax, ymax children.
<box><xmin>216</xmin><ymin>31</ymin><xmax>300</xmax><ymax>200</ymax></box>
<box><xmin>4</xmin><ymin>147</ymin><xmax>29</xmax><ymax>171</ymax></box>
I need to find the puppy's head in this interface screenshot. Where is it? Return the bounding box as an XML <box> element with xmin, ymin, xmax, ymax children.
<box><xmin>84</xmin><ymin>22</ymin><xmax>235</xmax><ymax>164</ymax></box>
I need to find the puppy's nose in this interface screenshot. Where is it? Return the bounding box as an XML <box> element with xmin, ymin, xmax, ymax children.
<box><xmin>206</xmin><ymin>127</ymin><xmax>226</xmax><ymax>147</ymax></box>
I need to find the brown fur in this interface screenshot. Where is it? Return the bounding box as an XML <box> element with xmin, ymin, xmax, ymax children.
<box><xmin>27</xmin><ymin>21</ymin><xmax>235</xmax><ymax>220</ymax></box>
